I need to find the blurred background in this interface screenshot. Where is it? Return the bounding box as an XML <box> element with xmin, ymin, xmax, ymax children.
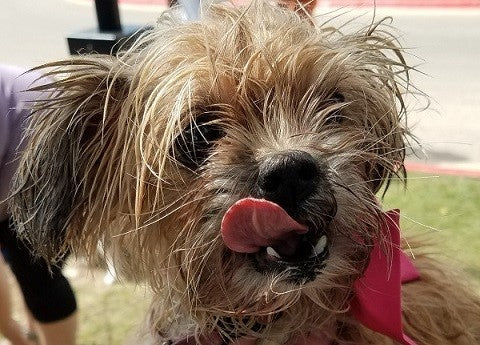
<box><xmin>0</xmin><ymin>0</ymin><xmax>479</xmax><ymax>344</ymax></box>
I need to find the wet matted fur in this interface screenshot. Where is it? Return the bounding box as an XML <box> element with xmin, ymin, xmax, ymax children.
<box><xmin>10</xmin><ymin>1</ymin><xmax>480</xmax><ymax>344</ymax></box>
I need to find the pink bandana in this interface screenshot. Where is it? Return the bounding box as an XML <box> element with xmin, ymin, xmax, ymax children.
<box><xmin>350</xmin><ymin>209</ymin><xmax>419</xmax><ymax>345</ymax></box>
<box><xmin>170</xmin><ymin>209</ymin><xmax>420</xmax><ymax>345</ymax></box>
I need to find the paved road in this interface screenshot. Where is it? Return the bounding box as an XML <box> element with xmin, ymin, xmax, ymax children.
<box><xmin>1</xmin><ymin>0</ymin><xmax>479</xmax><ymax>171</ymax></box>
<box><xmin>367</xmin><ymin>7</ymin><xmax>480</xmax><ymax>171</ymax></box>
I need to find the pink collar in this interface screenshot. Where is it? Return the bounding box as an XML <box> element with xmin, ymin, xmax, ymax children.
<box><xmin>169</xmin><ymin>210</ymin><xmax>419</xmax><ymax>345</ymax></box>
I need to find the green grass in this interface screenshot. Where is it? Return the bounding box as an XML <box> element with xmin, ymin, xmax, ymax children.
<box><xmin>73</xmin><ymin>274</ymin><xmax>150</xmax><ymax>345</ymax></box>
<box><xmin>1</xmin><ymin>267</ymin><xmax>150</xmax><ymax>345</ymax></box>
<box><xmin>382</xmin><ymin>173</ymin><xmax>480</xmax><ymax>279</ymax></box>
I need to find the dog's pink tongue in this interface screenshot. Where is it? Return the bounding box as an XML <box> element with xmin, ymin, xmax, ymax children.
<box><xmin>221</xmin><ymin>198</ymin><xmax>308</xmax><ymax>253</ymax></box>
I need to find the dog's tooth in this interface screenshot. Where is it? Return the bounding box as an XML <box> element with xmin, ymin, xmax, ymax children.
<box><xmin>266</xmin><ymin>246</ymin><xmax>281</xmax><ymax>259</ymax></box>
<box><xmin>312</xmin><ymin>236</ymin><xmax>327</xmax><ymax>257</ymax></box>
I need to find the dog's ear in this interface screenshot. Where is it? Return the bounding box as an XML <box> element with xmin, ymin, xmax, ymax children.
<box><xmin>361</xmin><ymin>28</ymin><xmax>410</xmax><ymax>194</ymax></box>
<box><xmin>10</xmin><ymin>58</ymin><xmax>131</xmax><ymax>262</ymax></box>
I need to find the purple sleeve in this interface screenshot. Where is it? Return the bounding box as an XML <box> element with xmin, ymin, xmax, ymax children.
<box><xmin>0</xmin><ymin>64</ymin><xmax>45</xmax><ymax>218</ymax></box>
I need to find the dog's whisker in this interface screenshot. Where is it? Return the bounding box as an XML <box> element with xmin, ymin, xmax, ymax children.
<box><xmin>345</xmin><ymin>174</ymin><xmax>440</xmax><ymax>187</ymax></box>
<box><xmin>397</xmin><ymin>213</ymin><xmax>443</xmax><ymax>233</ymax></box>
<box><xmin>113</xmin><ymin>196</ymin><xmax>211</xmax><ymax>237</ymax></box>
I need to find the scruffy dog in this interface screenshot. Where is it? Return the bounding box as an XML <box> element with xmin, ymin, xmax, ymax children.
<box><xmin>10</xmin><ymin>1</ymin><xmax>480</xmax><ymax>344</ymax></box>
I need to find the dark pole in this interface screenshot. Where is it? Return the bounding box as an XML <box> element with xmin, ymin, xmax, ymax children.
<box><xmin>95</xmin><ymin>0</ymin><xmax>122</xmax><ymax>32</ymax></box>
<box><xmin>68</xmin><ymin>0</ymin><xmax>146</xmax><ymax>55</ymax></box>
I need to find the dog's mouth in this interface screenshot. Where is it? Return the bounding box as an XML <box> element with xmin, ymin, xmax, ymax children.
<box><xmin>252</xmin><ymin>231</ymin><xmax>329</xmax><ymax>283</ymax></box>
<box><xmin>221</xmin><ymin>198</ymin><xmax>330</xmax><ymax>283</ymax></box>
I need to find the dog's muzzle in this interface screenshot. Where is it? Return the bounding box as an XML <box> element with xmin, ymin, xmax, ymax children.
<box><xmin>221</xmin><ymin>150</ymin><xmax>336</xmax><ymax>283</ymax></box>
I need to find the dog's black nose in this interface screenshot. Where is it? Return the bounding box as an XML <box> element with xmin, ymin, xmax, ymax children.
<box><xmin>256</xmin><ymin>150</ymin><xmax>320</xmax><ymax>209</ymax></box>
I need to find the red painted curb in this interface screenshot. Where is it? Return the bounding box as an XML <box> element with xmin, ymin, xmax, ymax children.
<box><xmin>405</xmin><ymin>162</ymin><xmax>480</xmax><ymax>178</ymax></box>
<box><xmin>325</xmin><ymin>0</ymin><xmax>480</xmax><ymax>7</ymax></box>
<box><xmin>114</xmin><ymin>0</ymin><xmax>480</xmax><ymax>6</ymax></box>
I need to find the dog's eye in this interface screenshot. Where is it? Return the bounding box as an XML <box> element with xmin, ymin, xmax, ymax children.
<box><xmin>325</xmin><ymin>92</ymin><xmax>346</xmax><ymax>125</ymax></box>
<box><xmin>174</xmin><ymin>116</ymin><xmax>224</xmax><ymax>170</ymax></box>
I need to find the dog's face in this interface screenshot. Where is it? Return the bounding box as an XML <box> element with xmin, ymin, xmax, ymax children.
<box><xmin>12</xmin><ymin>1</ymin><xmax>409</xmax><ymax>340</ymax></box>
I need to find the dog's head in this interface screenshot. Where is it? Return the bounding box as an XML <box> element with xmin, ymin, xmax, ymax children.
<box><xmin>12</xmin><ymin>1</ymin><xmax>410</xmax><ymax>341</ymax></box>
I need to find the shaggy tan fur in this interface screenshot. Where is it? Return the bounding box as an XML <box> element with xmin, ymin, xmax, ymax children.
<box><xmin>10</xmin><ymin>1</ymin><xmax>480</xmax><ymax>344</ymax></box>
